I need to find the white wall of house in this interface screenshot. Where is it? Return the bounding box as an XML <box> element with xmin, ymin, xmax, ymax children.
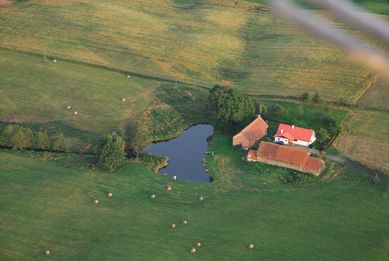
<box><xmin>291</xmin><ymin>140</ymin><xmax>309</xmax><ymax>146</ymax></box>
<box><xmin>309</xmin><ymin>132</ymin><xmax>316</xmax><ymax>144</ymax></box>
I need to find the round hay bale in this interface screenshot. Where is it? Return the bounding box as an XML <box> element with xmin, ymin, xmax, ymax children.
<box><xmin>171</xmin><ymin>223</ymin><xmax>176</xmax><ymax>229</ymax></box>
<box><xmin>182</xmin><ymin>220</ymin><xmax>188</xmax><ymax>225</ymax></box>
<box><xmin>173</xmin><ymin>176</ymin><xmax>177</xmax><ymax>180</ymax></box>
<box><xmin>127</xmin><ymin>75</ymin><xmax>131</xmax><ymax>79</ymax></box>
<box><xmin>199</xmin><ymin>196</ymin><xmax>204</xmax><ymax>202</ymax></box>
<box><xmin>196</xmin><ymin>242</ymin><xmax>202</xmax><ymax>248</ymax></box>
<box><xmin>150</xmin><ymin>194</ymin><xmax>156</xmax><ymax>199</ymax></box>
<box><xmin>166</xmin><ymin>186</ymin><xmax>172</xmax><ymax>192</ymax></box>
<box><xmin>107</xmin><ymin>192</ymin><xmax>113</xmax><ymax>198</ymax></box>
<box><xmin>67</xmin><ymin>105</ymin><xmax>71</xmax><ymax>110</ymax></box>
<box><xmin>94</xmin><ymin>199</ymin><xmax>100</xmax><ymax>204</ymax></box>
<box><xmin>121</xmin><ymin>98</ymin><xmax>126</xmax><ymax>102</ymax></box>
<box><xmin>190</xmin><ymin>248</ymin><xmax>196</xmax><ymax>254</ymax></box>
<box><xmin>44</xmin><ymin>249</ymin><xmax>50</xmax><ymax>256</ymax></box>
<box><xmin>73</xmin><ymin>111</ymin><xmax>78</xmax><ymax>115</ymax></box>
<box><xmin>53</xmin><ymin>59</ymin><xmax>57</xmax><ymax>63</ymax></box>
<box><xmin>248</xmin><ymin>243</ymin><xmax>255</xmax><ymax>249</ymax></box>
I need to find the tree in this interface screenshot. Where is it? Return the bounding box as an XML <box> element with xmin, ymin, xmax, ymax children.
<box><xmin>255</xmin><ymin>101</ymin><xmax>267</xmax><ymax>115</ymax></box>
<box><xmin>0</xmin><ymin>125</ymin><xmax>19</xmax><ymax>147</ymax></box>
<box><xmin>10</xmin><ymin>127</ymin><xmax>33</xmax><ymax>150</ymax></box>
<box><xmin>318</xmin><ymin>128</ymin><xmax>330</xmax><ymax>144</ymax></box>
<box><xmin>51</xmin><ymin>133</ymin><xmax>66</xmax><ymax>151</ymax></box>
<box><xmin>34</xmin><ymin>131</ymin><xmax>50</xmax><ymax>150</ymax></box>
<box><xmin>97</xmin><ymin>133</ymin><xmax>126</xmax><ymax>172</ymax></box>
<box><xmin>312</xmin><ymin>92</ymin><xmax>320</xmax><ymax>103</ymax></box>
<box><xmin>301</xmin><ymin>92</ymin><xmax>310</xmax><ymax>102</ymax></box>
<box><xmin>208</xmin><ymin>85</ymin><xmax>255</xmax><ymax>128</ymax></box>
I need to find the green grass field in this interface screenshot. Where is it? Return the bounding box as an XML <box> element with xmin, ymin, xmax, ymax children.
<box><xmin>0</xmin><ymin>0</ymin><xmax>380</xmax><ymax>102</ymax></box>
<box><xmin>1</xmin><ymin>133</ymin><xmax>389</xmax><ymax>260</ymax></box>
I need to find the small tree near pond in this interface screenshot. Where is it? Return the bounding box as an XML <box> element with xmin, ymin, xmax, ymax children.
<box><xmin>97</xmin><ymin>133</ymin><xmax>126</xmax><ymax>172</ymax></box>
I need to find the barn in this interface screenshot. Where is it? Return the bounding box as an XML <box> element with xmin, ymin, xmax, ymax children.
<box><xmin>247</xmin><ymin>142</ymin><xmax>325</xmax><ymax>176</ymax></box>
<box><xmin>232</xmin><ymin>115</ymin><xmax>269</xmax><ymax>150</ymax></box>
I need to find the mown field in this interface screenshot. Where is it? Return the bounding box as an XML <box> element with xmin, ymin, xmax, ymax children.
<box><xmin>0</xmin><ymin>0</ymin><xmax>379</xmax><ymax>102</ymax></box>
<box><xmin>1</xmin><ymin>133</ymin><xmax>389</xmax><ymax>261</ymax></box>
<box><xmin>0</xmin><ymin>48</ymin><xmax>207</xmax><ymax>137</ymax></box>
<box><xmin>334</xmin><ymin>110</ymin><xmax>389</xmax><ymax>175</ymax></box>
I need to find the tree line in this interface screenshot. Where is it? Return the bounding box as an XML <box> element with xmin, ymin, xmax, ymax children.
<box><xmin>0</xmin><ymin>124</ymin><xmax>90</xmax><ymax>153</ymax></box>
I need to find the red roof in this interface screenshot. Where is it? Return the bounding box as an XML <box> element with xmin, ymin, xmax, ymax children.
<box><xmin>256</xmin><ymin>142</ymin><xmax>309</xmax><ymax>166</ymax></box>
<box><xmin>304</xmin><ymin>157</ymin><xmax>325</xmax><ymax>173</ymax></box>
<box><xmin>234</xmin><ymin>116</ymin><xmax>269</xmax><ymax>146</ymax></box>
<box><xmin>275</xmin><ymin>123</ymin><xmax>314</xmax><ymax>142</ymax></box>
<box><xmin>255</xmin><ymin>142</ymin><xmax>325</xmax><ymax>175</ymax></box>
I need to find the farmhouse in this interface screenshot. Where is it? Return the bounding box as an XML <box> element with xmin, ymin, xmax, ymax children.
<box><xmin>274</xmin><ymin>123</ymin><xmax>316</xmax><ymax>146</ymax></box>
<box><xmin>247</xmin><ymin>142</ymin><xmax>325</xmax><ymax>176</ymax></box>
<box><xmin>233</xmin><ymin>115</ymin><xmax>269</xmax><ymax>150</ymax></box>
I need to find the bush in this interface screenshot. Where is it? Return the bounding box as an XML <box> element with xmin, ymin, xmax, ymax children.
<box><xmin>271</xmin><ymin>104</ymin><xmax>286</xmax><ymax>116</ymax></box>
<box><xmin>312</xmin><ymin>93</ymin><xmax>320</xmax><ymax>103</ymax></box>
<box><xmin>301</xmin><ymin>92</ymin><xmax>310</xmax><ymax>102</ymax></box>
<box><xmin>139</xmin><ymin>153</ymin><xmax>168</xmax><ymax>173</ymax></box>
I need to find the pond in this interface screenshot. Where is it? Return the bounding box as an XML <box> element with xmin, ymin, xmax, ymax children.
<box><xmin>143</xmin><ymin>124</ymin><xmax>214</xmax><ymax>183</ymax></box>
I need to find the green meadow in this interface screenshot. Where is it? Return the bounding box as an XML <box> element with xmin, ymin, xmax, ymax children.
<box><xmin>1</xmin><ymin>133</ymin><xmax>389</xmax><ymax>260</ymax></box>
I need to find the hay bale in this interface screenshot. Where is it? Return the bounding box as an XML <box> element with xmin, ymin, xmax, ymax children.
<box><xmin>166</xmin><ymin>186</ymin><xmax>172</xmax><ymax>192</ymax></box>
<box><xmin>150</xmin><ymin>194</ymin><xmax>156</xmax><ymax>199</ymax></box>
<box><xmin>196</xmin><ymin>242</ymin><xmax>202</xmax><ymax>248</ymax></box>
<box><xmin>248</xmin><ymin>243</ymin><xmax>255</xmax><ymax>249</ymax></box>
<box><xmin>127</xmin><ymin>75</ymin><xmax>131</xmax><ymax>79</ymax></box>
<box><xmin>44</xmin><ymin>249</ymin><xmax>50</xmax><ymax>256</ymax></box>
<box><xmin>199</xmin><ymin>196</ymin><xmax>204</xmax><ymax>202</ymax></box>
<box><xmin>190</xmin><ymin>248</ymin><xmax>196</xmax><ymax>254</ymax></box>
<box><xmin>94</xmin><ymin>199</ymin><xmax>100</xmax><ymax>204</ymax></box>
<box><xmin>171</xmin><ymin>223</ymin><xmax>176</xmax><ymax>229</ymax></box>
<box><xmin>53</xmin><ymin>59</ymin><xmax>57</xmax><ymax>63</ymax></box>
<box><xmin>107</xmin><ymin>192</ymin><xmax>113</xmax><ymax>198</ymax></box>
<box><xmin>182</xmin><ymin>220</ymin><xmax>188</xmax><ymax>225</ymax></box>
<box><xmin>67</xmin><ymin>105</ymin><xmax>71</xmax><ymax>110</ymax></box>
<box><xmin>121</xmin><ymin>98</ymin><xmax>126</xmax><ymax>102</ymax></box>
<box><xmin>73</xmin><ymin>111</ymin><xmax>78</xmax><ymax>115</ymax></box>
<box><xmin>173</xmin><ymin>176</ymin><xmax>177</xmax><ymax>180</ymax></box>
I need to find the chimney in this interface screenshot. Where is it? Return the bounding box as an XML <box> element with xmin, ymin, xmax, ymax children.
<box><xmin>292</xmin><ymin>125</ymin><xmax>295</xmax><ymax>129</ymax></box>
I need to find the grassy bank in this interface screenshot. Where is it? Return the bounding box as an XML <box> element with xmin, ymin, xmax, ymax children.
<box><xmin>1</xmin><ymin>132</ymin><xmax>389</xmax><ymax>260</ymax></box>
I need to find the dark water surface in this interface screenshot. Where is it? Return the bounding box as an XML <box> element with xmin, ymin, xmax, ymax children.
<box><xmin>143</xmin><ymin>124</ymin><xmax>214</xmax><ymax>183</ymax></box>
